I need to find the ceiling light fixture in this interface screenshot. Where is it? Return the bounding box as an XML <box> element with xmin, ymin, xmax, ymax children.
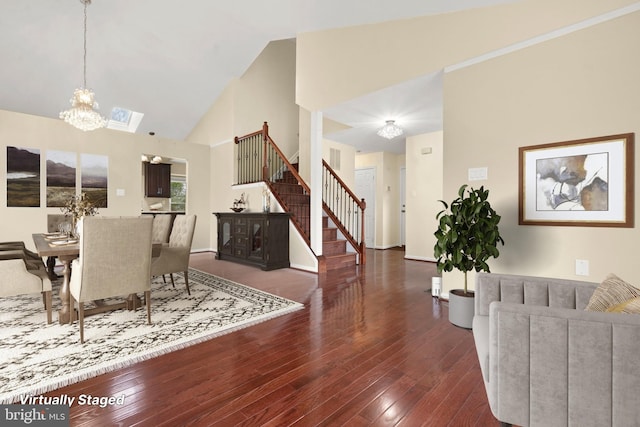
<box><xmin>141</xmin><ymin>154</ymin><xmax>163</xmax><ymax>164</ymax></box>
<box><xmin>376</xmin><ymin>120</ymin><xmax>403</xmax><ymax>140</ymax></box>
<box><xmin>59</xmin><ymin>0</ymin><xmax>106</xmax><ymax>132</ymax></box>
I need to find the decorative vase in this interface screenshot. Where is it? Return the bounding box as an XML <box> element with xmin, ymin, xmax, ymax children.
<box><xmin>73</xmin><ymin>218</ymin><xmax>81</xmax><ymax>239</ymax></box>
<box><xmin>448</xmin><ymin>289</ymin><xmax>475</xmax><ymax>329</ymax></box>
<box><xmin>263</xmin><ymin>194</ymin><xmax>270</xmax><ymax>212</ymax></box>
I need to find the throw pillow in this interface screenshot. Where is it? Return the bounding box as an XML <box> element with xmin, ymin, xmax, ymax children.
<box><xmin>606</xmin><ymin>297</ymin><xmax>640</xmax><ymax>314</ymax></box>
<box><xmin>585</xmin><ymin>273</ymin><xmax>640</xmax><ymax>312</ymax></box>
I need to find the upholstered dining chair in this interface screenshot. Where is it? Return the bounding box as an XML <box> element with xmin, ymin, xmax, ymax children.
<box><xmin>46</xmin><ymin>214</ymin><xmax>71</xmax><ymax>278</ymax></box>
<box><xmin>0</xmin><ymin>241</ymin><xmax>46</xmax><ymax>271</ymax></box>
<box><xmin>151</xmin><ymin>214</ymin><xmax>197</xmax><ymax>295</ymax></box>
<box><xmin>69</xmin><ymin>216</ymin><xmax>153</xmax><ymax>343</ymax></box>
<box><xmin>151</xmin><ymin>214</ymin><xmax>172</xmax><ymax>244</ymax></box>
<box><xmin>0</xmin><ymin>254</ymin><xmax>52</xmax><ymax>324</ymax></box>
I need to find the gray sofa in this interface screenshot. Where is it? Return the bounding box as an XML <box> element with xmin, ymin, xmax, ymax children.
<box><xmin>472</xmin><ymin>272</ymin><xmax>640</xmax><ymax>427</ymax></box>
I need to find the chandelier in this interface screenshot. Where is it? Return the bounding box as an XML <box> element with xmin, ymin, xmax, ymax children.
<box><xmin>59</xmin><ymin>0</ymin><xmax>106</xmax><ymax>131</ymax></box>
<box><xmin>376</xmin><ymin>120</ymin><xmax>403</xmax><ymax>140</ymax></box>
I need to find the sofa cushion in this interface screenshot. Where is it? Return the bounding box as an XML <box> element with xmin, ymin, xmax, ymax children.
<box><xmin>606</xmin><ymin>297</ymin><xmax>640</xmax><ymax>314</ymax></box>
<box><xmin>472</xmin><ymin>315</ymin><xmax>490</xmax><ymax>383</ymax></box>
<box><xmin>585</xmin><ymin>274</ymin><xmax>640</xmax><ymax>312</ymax></box>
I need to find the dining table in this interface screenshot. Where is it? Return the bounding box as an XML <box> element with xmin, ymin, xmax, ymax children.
<box><xmin>32</xmin><ymin>233</ymin><xmax>80</xmax><ymax>324</ymax></box>
<box><xmin>32</xmin><ymin>233</ymin><xmax>161</xmax><ymax>325</ymax></box>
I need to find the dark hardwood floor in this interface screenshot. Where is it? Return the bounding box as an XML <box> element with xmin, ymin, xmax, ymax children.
<box><xmin>50</xmin><ymin>249</ymin><xmax>499</xmax><ymax>426</ymax></box>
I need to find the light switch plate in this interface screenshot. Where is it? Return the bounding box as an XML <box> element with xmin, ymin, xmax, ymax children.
<box><xmin>468</xmin><ymin>167</ymin><xmax>488</xmax><ymax>181</ymax></box>
<box><xmin>576</xmin><ymin>259</ymin><xmax>589</xmax><ymax>276</ymax></box>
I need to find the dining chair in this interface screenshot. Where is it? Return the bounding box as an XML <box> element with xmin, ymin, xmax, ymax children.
<box><xmin>151</xmin><ymin>214</ymin><xmax>172</xmax><ymax>244</ymax></box>
<box><xmin>151</xmin><ymin>214</ymin><xmax>197</xmax><ymax>295</ymax></box>
<box><xmin>46</xmin><ymin>214</ymin><xmax>71</xmax><ymax>278</ymax></box>
<box><xmin>0</xmin><ymin>241</ymin><xmax>47</xmax><ymax>272</ymax></box>
<box><xmin>0</xmin><ymin>254</ymin><xmax>52</xmax><ymax>324</ymax></box>
<box><xmin>69</xmin><ymin>216</ymin><xmax>153</xmax><ymax>343</ymax></box>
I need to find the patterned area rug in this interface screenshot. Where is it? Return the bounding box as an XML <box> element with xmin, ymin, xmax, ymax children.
<box><xmin>0</xmin><ymin>268</ymin><xmax>303</xmax><ymax>404</ymax></box>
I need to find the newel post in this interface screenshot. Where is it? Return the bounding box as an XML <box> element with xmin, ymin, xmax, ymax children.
<box><xmin>360</xmin><ymin>198</ymin><xmax>366</xmax><ymax>265</ymax></box>
<box><xmin>262</xmin><ymin>121</ymin><xmax>269</xmax><ymax>182</ymax></box>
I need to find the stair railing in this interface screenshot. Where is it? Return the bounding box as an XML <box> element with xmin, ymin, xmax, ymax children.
<box><xmin>235</xmin><ymin>122</ymin><xmax>366</xmax><ymax>264</ymax></box>
<box><xmin>322</xmin><ymin>160</ymin><xmax>367</xmax><ymax>265</ymax></box>
<box><xmin>235</xmin><ymin>122</ymin><xmax>311</xmax><ymax>244</ymax></box>
<box><xmin>234</xmin><ymin>127</ymin><xmax>264</xmax><ymax>185</ymax></box>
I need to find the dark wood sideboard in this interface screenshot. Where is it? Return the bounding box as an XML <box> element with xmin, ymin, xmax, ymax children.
<box><xmin>214</xmin><ymin>212</ymin><xmax>290</xmax><ymax>270</ymax></box>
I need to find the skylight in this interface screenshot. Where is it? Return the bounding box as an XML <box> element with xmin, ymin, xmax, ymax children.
<box><xmin>106</xmin><ymin>107</ymin><xmax>144</xmax><ymax>133</ymax></box>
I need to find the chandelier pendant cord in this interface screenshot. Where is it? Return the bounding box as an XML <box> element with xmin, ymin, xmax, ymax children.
<box><xmin>59</xmin><ymin>0</ymin><xmax>107</xmax><ymax>131</ymax></box>
<box><xmin>82</xmin><ymin>0</ymin><xmax>88</xmax><ymax>89</ymax></box>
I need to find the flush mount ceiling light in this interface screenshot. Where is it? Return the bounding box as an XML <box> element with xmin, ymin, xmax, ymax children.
<box><xmin>59</xmin><ymin>0</ymin><xmax>106</xmax><ymax>131</ymax></box>
<box><xmin>376</xmin><ymin>120</ymin><xmax>404</xmax><ymax>140</ymax></box>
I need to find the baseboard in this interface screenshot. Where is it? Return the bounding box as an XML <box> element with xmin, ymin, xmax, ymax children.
<box><xmin>404</xmin><ymin>254</ymin><xmax>437</xmax><ymax>262</ymax></box>
<box><xmin>192</xmin><ymin>248</ymin><xmax>215</xmax><ymax>254</ymax></box>
<box><xmin>290</xmin><ymin>262</ymin><xmax>318</xmax><ymax>273</ymax></box>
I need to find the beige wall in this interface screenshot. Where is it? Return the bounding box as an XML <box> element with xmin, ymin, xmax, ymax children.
<box><xmin>293</xmin><ymin>0</ymin><xmax>640</xmax><ymax>286</ymax></box>
<box><xmin>193</xmin><ymin>39</ymin><xmax>309</xmax><ymax>267</ymax></box>
<box><xmin>188</xmin><ymin>80</ymin><xmax>237</xmax><ymax>146</ymax></box>
<box><xmin>189</xmin><ymin>39</ymin><xmax>299</xmax><ymax>151</ymax></box>
<box><xmin>296</xmin><ymin>0</ymin><xmax>638</xmax><ymax>111</ymax></box>
<box><xmin>0</xmin><ymin>110</ymin><xmax>211</xmax><ymax>252</ymax></box>
<box><xmin>405</xmin><ymin>131</ymin><xmax>443</xmax><ymax>261</ymax></box>
<box><xmin>441</xmin><ymin>10</ymin><xmax>640</xmax><ymax>293</ymax></box>
<box><xmin>322</xmin><ymin>138</ymin><xmax>356</xmax><ymax>190</ymax></box>
<box><xmin>297</xmin><ymin>109</ymin><xmax>352</xmax><ymax>184</ymax></box>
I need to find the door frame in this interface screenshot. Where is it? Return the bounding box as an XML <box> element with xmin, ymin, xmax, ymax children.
<box><xmin>355</xmin><ymin>167</ymin><xmax>376</xmax><ymax>249</ymax></box>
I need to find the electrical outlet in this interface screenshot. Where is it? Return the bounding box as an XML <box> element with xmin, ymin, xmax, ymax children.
<box><xmin>576</xmin><ymin>259</ymin><xmax>589</xmax><ymax>276</ymax></box>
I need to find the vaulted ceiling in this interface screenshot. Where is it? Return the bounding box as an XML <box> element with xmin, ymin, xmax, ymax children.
<box><xmin>0</xmin><ymin>0</ymin><xmax>512</xmax><ymax>146</ymax></box>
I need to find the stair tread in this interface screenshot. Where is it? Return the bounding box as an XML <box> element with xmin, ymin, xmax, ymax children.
<box><xmin>324</xmin><ymin>252</ymin><xmax>356</xmax><ymax>259</ymax></box>
<box><xmin>268</xmin><ymin>167</ymin><xmax>357</xmax><ymax>269</ymax></box>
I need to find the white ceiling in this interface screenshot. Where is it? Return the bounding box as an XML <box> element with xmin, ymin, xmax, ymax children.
<box><xmin>323</xmin><ymin>71</ymin><xmax>444</xmax><ymax>154</ymax></box>
<box><xmin>0</xmin><ymin>0</ymin><xmax>512</xmax><ymax>149</ymax></box>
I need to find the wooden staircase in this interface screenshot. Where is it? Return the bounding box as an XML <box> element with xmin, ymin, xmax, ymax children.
<box><xmin>235</xmin><ymin>122</ymin><xmax>365</xmax><ymax>272</ymax></box>
<box><xmin>272</xmin><ymin>164</ymin><xmax>357</xmax><ymax>271</ymax></box>
<box><xmin>322</xmin><ymin>216</ymin><xmax>357</xmax><ymax>271</ymax></box>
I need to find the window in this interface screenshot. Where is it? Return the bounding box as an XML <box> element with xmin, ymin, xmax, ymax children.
<box><xmin>170</xmin><ymin>175</ymin><xmax>186</xmax><ymax>212</ymax></box>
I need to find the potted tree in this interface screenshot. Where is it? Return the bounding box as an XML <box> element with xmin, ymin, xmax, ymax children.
<box><xmin>434</xmin><ymin>184</ymin><xmax>504</xmax><ymax>328</ymax></box>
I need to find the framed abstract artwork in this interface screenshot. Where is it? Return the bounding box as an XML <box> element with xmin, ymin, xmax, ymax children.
<box><xmin>519</xmin><ymin>133</ymin><xmax>634</xmax><ymax>227</ymax></box>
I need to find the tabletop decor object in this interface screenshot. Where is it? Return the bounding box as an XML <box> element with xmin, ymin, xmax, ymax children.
<box><xmin>231</xmin><ymin>192</ymin><xmax>247</xmax><ymax>212</ymax></box>
<box><xmin>60</xmin><ymin>193</ymin><xmax>99</xmax><ymax>237</ymax></box>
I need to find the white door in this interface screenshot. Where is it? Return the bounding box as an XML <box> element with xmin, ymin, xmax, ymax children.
<box><xmin>400</xmin><ymin>167</ymin><xmax>406</xmax><ymax>247</ymax></box>
<box><xmin>355</xmin><ymin>168</ymin><xmax>375</xmax><ymax>248</ymax></box>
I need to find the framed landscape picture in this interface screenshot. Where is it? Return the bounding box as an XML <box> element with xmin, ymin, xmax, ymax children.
<box><xmin>519</xmin><ymin>133</ymin><xmax>634</xmax><ymax>227</ymax></box>
<box><xmin>6</xmin><ymin>146</ymin><xmax>41</xmax><ymax>207</ymax></box>
<box><xmin>46</xmin><ymin>150</ymin><xmax>77</xmax><ymax>207</ymax></box>
<box><xmin>81</xmin><ymin>153</ymin><xmax>108</xmax><ymax>208</ymax></box>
